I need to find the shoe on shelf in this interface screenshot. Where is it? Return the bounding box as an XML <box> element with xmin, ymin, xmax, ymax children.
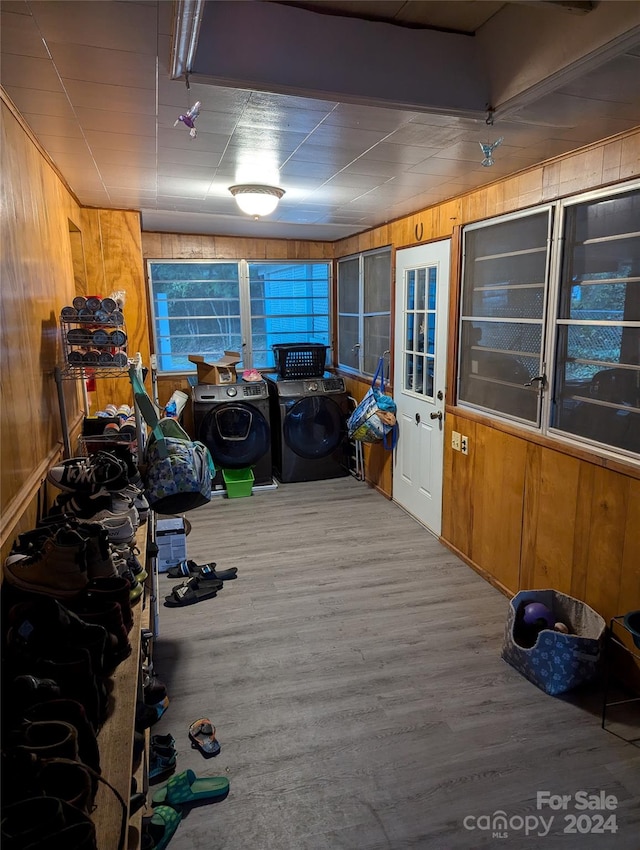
<box><xmin>4</xmin><ymin>527</ymin><xmax>89</xmax><ymax>598</ymax></box>
<box><xmin>52</xmin><ymin>493</ymin><xmax>139</xmax><ymax>528</ymax></box>
<box><xmin>47</xmin><ymin>452</ymin><xmax>129</xmax><ymax>494</ymax></box>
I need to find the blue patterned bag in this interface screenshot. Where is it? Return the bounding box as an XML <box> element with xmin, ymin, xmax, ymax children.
<box><xmin>128</xmin><ymin>366</ymin><xmax>214</xmax><ymax>514</ymax></box>
<box><xmin>144</xmin><ymin>418</ymin><xmax>214</xmax><ymax>514</ymax></box>
<box><xmin>502</xmin><ymin>589</ymin><xmax>605</xmax><ymax>696</ymax></box>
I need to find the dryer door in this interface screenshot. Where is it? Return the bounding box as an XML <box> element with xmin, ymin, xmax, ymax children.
<box><xmin>199</xmin><ymin>403</ymin><xmax>270</xmax><ymax>469</ymax></box>
<box><xmin>283</xmin><ymin>396</ymin><xmax>344</xmax><ymax>459</ymax></box>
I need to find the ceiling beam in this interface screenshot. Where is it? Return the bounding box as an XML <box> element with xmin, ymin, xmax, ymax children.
<box><xmin>478</xmin><ymin>1</ymin><xmax>640</xmax><ymax>115</ymax></box>
<box><xmin>189</xmin><ymin>0</ymin><xmax>489</xmax><ymax>117</ymax></box>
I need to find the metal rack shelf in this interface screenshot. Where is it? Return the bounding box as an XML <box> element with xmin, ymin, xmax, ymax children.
<box><xmin>54</xmin><ymin>352</ymin><xmax>145</xmax><ymax>458</ymax></box>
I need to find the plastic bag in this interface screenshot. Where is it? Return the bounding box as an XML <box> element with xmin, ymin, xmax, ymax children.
<box><xmin>347</xmin><ymin>358</ymin><xmax>398</xmax><ymax>450</ymax></box>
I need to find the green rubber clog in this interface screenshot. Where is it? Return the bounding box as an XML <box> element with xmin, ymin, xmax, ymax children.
<box><xmin>151</xmin><ymin>768</ymin><xmax>230</xmax><ymax>807</ymax></box>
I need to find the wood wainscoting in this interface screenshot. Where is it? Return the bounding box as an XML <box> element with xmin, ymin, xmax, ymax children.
<box><xmin>443</xmin><ymin>411</ymin><xmax>640</xmax><ymax>626</ymax></box>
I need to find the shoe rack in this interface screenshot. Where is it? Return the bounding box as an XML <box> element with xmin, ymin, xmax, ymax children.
<box><xmin>54</xmin><ymin>302</ymin><xmax>146</xmax><ymax>458</ymax></box>
<box><xmin>91</xmin><ymin>518</ymin><xmax>157</xmax><ymax>850</ymax></box>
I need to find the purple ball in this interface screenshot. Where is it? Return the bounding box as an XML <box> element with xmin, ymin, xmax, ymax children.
<box><xmin>523</xmin><ymin>602</ymin><xmax>555</xmax><ymax>629</ymax></box>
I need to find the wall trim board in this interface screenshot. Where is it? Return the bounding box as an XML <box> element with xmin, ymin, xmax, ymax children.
<box><xmin>439</xmin><ymin>538</ymin><xmax>514</xmax><ymax>600</ymax></box>
<box><xmin>445</xmin><ymin>404</ymin><xmax>640</xmax><ymax>482</ymax></box>
<box><xmin>0</xmin><ymin>447</ymin><xmax>61</xmax><ymax>551</ymax></box>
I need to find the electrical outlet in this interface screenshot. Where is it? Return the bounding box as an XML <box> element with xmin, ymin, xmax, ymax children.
<box><xmin>451</xmin><ymin>430</ymin><xmax>461</xmax><ymax>451</ymax></box>
<box><xmin>461</xmin><ymin>435</ymin><xmax>469</xmax><ymax>455</ymax></box>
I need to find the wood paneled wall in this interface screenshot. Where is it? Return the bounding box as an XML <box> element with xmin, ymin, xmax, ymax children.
<box><xmin>0</xmin><ymin>91</ymin><xmax>149</xmax><ymax>558</ymax></box>
<box><xmin>443</xmin><ymin>413</ymin><xmax>640</xmax><ymax>624</ymax></box>
<box><xmin>1</xmin><ymin>96</ymin><xmax>82</xmax><ymax>554</ymax></box>
<box><xmin>80</xmin><ymin>208</ymin><xmax>150</xmax><ymax>413</ymax></box>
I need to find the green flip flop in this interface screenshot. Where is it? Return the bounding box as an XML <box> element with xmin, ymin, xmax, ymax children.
<box><xmin>151</xmin><ymin>768</ymin><xmax>230</xmax><ymax>807</ymax></box>
<box><xmin>141</xmin><ymin>804</ymin><xmax>182</xmax><ymax>850</ymax></box>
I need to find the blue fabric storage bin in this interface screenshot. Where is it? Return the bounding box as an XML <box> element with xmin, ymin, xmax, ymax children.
<box><xmin>502</xmin><ymin>589</ymin><xmax>606</xmax><ymax>696</ymax></box>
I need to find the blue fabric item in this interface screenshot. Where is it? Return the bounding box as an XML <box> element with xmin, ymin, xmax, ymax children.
<box><xmin>347</xmin><ymin>357</ymin><xmax>398</xmax><ymax>450</ymax></box>
<box><xmin>502</xmin><ymin>590</ymin><xmax>605</xmax><ymax>696</ymax></box>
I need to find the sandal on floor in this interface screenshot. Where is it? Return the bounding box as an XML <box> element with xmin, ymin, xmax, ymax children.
<box><xmin>141</xmin><ymin>804</ymin><xmax>182</xmax><ymax>850</ymax></box>
<box><xmin>188</xmin><ymin>718</ymin><xmax>221</xmax><ymax>757</ymax></box>
<box><xmin>197</xmin><ymin>564</ymin><xmax>238</xmax><ymax>582</ymax></box>
<box><xmin>164</xmin><ymin>576</ymin><xmax>222</xmax><ymax>607</ymax></box>
<box><xmin>165</xmin><ymin>560</ymin><xmax>214</xmax><ymax>580</ymax></box>
<box><xmin>151</xmin><ymin>768</ymin><xmax>230</xmax><ymax>808</ymax></box>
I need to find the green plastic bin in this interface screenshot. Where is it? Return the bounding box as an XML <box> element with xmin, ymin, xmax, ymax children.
<box><xmin>222</xmin><ymin>467</ymin><xmax>254</xmax><ymax>498</ymax></box>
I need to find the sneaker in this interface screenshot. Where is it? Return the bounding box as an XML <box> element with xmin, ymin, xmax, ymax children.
<box><xmin>51</xmin><ymin>495</ymin><xmax>139</xmax><ymax>532</ymax></box>
<box><xmin>100</xmin><ymin>515</ymin><xmax>137</xmax><ymax>547</ymax></box>
<box><xmin>47</xmin><ymin>452</ymin><xmax>129</xmax><ymax>494</ymax></box>
<box><xmin>115</xmin><ymin>485</ymin><xmax>149</xmax><ymax>524</ymax></box>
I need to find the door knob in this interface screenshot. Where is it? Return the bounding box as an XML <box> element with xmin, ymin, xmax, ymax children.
<box><xmin>430</xmin><ymin>410</ymin><xmax>443</xmax><ymax>421</ymax></box>
<box><xmin>415</xmin><ymin>412</ymin><xmax>421</xmax><ymax>424</ymax></box>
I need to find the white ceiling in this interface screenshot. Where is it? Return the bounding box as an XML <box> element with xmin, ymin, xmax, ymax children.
<box><xmin>1</xmin><ymin>0</ymin><xmax>639</xmax><ymax>241</ymax></box>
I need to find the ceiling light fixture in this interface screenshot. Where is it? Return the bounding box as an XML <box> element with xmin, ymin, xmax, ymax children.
<box><xmin>229</xmin><ymin>184</ymin><xmax>285</xmax><ymax>217</ymax></box>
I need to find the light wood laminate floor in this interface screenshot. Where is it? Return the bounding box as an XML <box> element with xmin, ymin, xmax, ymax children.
<box><xmin>147</xmin><ymin>477</ymin><xmax>639</xmax><ymax>850</ymax></box>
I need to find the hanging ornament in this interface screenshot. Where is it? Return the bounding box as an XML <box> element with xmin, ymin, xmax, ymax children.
<box><xmin>479</xmin><ymin>137</ymin><xmax>503</xmax><ymax>167</ymax></box>
<box><xmin>480</xmin><ymin>107</ymin><xmax>503</xmax><ymax>167</ymax></box>
<box><xmin>174</xmin><ymin>101</ymin><xmax>201</xmax><ymax>139</ymax></box>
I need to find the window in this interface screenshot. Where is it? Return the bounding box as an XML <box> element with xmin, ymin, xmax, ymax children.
<box><xmin>550</xmin><ymin>189</ymin><xmax>640</xmax><ymax>454</ymax></box>
<box><xmin>337</xmin><ymin>247</ymin><xmax>391</xmax><ymax>376</ymax></box>
<box><xmin>458</xmin><ymin>208</ymin><xmax>553</xmax><ymax>424</ymax></box>
<box><xmin>457</xmin><ymin>182</ymin><xmax>640</xmax><ymax>461</ymax></box>
<box><xmin>148</xmin><ymin>260</ymin><xmax>331</xmax><ymax>373</ymax></box>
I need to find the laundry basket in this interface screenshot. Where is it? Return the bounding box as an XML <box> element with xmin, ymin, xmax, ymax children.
<box><xmin>502</xmin><ymin>589</ymin><xmax>606</xmax><ymax>696</ymax></box>
<box><xmin>272</xmin><ymin>344</ymin><xmax>328</xmax><ymax>379</ymax></box>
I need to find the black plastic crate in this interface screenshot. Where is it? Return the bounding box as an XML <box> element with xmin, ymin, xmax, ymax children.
<box><xmin>273</xmin><ymin>343</ymin><xmax>328</xmax><ymax>379</ymax></box>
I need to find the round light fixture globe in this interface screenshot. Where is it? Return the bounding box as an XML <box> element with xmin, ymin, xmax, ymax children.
<box><xmin>229</xmin><ymin>184</ymin><xmax>285</xmax><ymax>217</ymax></box>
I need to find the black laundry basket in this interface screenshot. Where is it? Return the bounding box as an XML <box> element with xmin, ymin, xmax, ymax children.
<box><xmin>273</xmin><ymin>344</ymin><xmax>328</xmax><ymax>379</ymax></box>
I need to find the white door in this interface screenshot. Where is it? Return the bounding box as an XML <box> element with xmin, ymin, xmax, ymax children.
<box><xmin>393</xmin><ymin>240</ymin><xmax>450</xmax><ymax>535</ymax></box>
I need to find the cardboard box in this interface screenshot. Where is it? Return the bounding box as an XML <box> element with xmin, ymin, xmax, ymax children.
<box><xmin>156</xmin><ymin>517</ymin><xmax>187</xmax><ymax>571</ymax></box>
<box><xmin>189</xmin><ymin>351</ymin><xmax>241</xmax><ymax>385</ymax></box>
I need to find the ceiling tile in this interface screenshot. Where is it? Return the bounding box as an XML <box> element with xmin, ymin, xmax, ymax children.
<box><xmin>30</xmin><ymin>0</ymin><xmax>157</xmax><ymax>54</ymax></box>
<box><xmin>6</xmin><ymin>87</ymin><xmax>75</xmax><ymax>118</ymax></box>
<box><xmin>73</xmin><ymin>106</ymin><xmax>156</xmax><ymax>137</ymax></box>
<box><xmin>0</xmin><ymin>54</ymin><xmax>65</xmax><ymax>92</ymax></box>
<box><xmin>20</xmin><ymin>113</ymin><xmax>84</xmax><ymax>139</ymax></box>
<box><xmin>0</xmin><ymin>9</ymin><xmax>50</xmax><ymax>58</ymax></box>
<box><xmin>84</xmin><ymin>129</ymin><xmax>155</xmax><ymax>154</ymax></box>
<box><xmin>30</xmin><ymin>133</ymin><xmax>91</xmax><ymax>156</ymax></box>
<box><xmin>64</xmin><ymin>80</ymin><xmax>156</xmax><ymax>116</ymax></box>
<box><xmin>49</xmin><ymin>42</ymin><xmax>156</xmax><ymax>89</ymax></box>
<box><xmin>99</xmin><ymin>165</ymin><xmax>158</xmax><ymax>191</ymax></box>
<box><xmin>92</xmin><ymin>148</ymin><xmax>158</xmax><ymax>169</ymax></box>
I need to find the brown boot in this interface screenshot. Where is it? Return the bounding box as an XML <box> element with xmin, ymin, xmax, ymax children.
<box><xmin>4</xmin><ymin>528</ymin><xmax>88</xmax><ymax>598</ymax></box>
